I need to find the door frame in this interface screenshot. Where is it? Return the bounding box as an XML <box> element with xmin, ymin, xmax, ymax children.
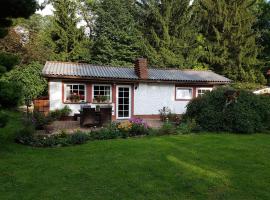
<box><xmin>116</xmin><ymin>85</ymin><xmax>132</xmax><ymax>119</ymax></box>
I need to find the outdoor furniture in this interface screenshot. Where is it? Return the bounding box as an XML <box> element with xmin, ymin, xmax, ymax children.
<box><xmin>80</xmin><ymin>105</ymin><xmax>112</xmax><ymax>127</ymax></box>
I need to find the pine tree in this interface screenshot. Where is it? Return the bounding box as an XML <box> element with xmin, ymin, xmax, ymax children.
<box><xmin>137</xmin><ymin>0</ymin><xmax>204</xmax><ymax>68</ymax></box>
<box><xmin>91</xmin><ymin>0</ymin><xmax>143</xmax><ymax>66</ymax></box>
<box><xmin>44</xmin><ymin>0</ymin><xmax>91</xmax><ymax>62</ymax></box>
<box><xmin>195</xmin><ymin>0</ymin><xmax>266</xmax><ymax>83</ymax></box>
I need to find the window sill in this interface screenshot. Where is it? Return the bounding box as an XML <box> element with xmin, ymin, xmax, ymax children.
<box><xmin>175</xmin><ymin>99</ymin><xmax>192</xmax><ymax>101</ymax></box>
<box><xmin>63</xmin><ymin>101</ymin><xmax>87</xmax><ymax>104</ymax></box>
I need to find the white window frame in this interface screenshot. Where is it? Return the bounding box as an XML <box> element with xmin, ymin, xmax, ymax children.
<box><xmin>116</xmin><ymin>85</ymin><xmax>131</xmax><ymax>119</ymax></box>
<box><xmin>175</xmin><ymin>87</ymin><xmax>193</xmax><ymax>100</ymax></box>
<box><xmin>92</xmin><ymin>84</ymin><xmax>112</xmax><ymax>103</ymax></box>
<box><xmin>196</xmin><ymin>87</ymin><xmax>213</xmax><ymax>97</ymax></box>
<box><xmin>64</xmin><ymin>83</ymin><xmax>87</xmax><ymax>103</ymax></box>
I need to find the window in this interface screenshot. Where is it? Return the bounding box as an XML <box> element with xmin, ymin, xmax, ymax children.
<box><xmin>196</xmin><ymin>88</ymin><xmax>212</xmax><ymax>97</ymax></box>
<box><xmin>92</xmin><ymin>84</ymin><xmax>112</xmax><ymax>103</ymax></box>
<box><xmin>175</xmin><ymin>87</ymin><xmax>193</xmax><ymax>100</ymax></box>
<box><xmin>65</xmin><ymin>84</ymin><xmax>86</xmax><ymax>103</ymax></box>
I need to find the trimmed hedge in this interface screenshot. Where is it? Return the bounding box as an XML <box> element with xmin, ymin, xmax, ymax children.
<box><xmin>184</xmin><ymin>87</ymin><xmax>270</xmax><ymax>133</ymax></box>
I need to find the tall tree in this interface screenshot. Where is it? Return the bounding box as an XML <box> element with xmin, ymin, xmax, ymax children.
<box><xmin>137</xmin><ymin>0</ymin><xmax>205</xmax><ymax>68</ymax></box>
<box><xmin>256</xmin><ymin>0</ymin><xmax>270</xmax><ymax>81</ymax></box>
<box><xmin>44</xmin><ymin>0</ymin><xmax>91</xmax><ymax>62</ymax></box>
<box><xmin>91</xmin><ymin>0</ymin><xmax>143</xmax><ymax>66</ymax></box>
<box><xmin>195</xmin><ymin>0</ymin><xmax>266</xmax><ymax>83</ymax></box>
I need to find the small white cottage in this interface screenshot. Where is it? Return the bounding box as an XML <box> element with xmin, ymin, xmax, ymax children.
<box><xmin>42</xmin><ymin>58</ymin><xmax>231</xmax><ymax>120</ymax></box>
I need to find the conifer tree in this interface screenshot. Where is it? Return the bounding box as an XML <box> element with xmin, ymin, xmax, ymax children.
<box><xmin>91</xmin><ymin>0</ymin><xmax>143</xmax><ymax>66</ymax></box>
<box><xmin>137</xmin><ymin>0</ymin><xmax>204</xmax><ymax>68</ymax></box>
<box><xmin>194</xmin><ymin>0</ymin><xmax>266</xmax><ymax>83</ymax></box>
<box><xmin>44</xmin><ymin>0</ymin><xmax>91</xmax><ymax>62</ymax></box>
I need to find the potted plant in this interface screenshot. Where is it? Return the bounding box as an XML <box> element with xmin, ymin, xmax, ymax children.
<box><xmin>100</xmin><ymin>95</ymin><xmax>108</xmax><ymax>103</ymax></box>
<box><xmin>70</xmin><ymin>94</ymin><xmax>80</xmax><ymax>103</ymax></box>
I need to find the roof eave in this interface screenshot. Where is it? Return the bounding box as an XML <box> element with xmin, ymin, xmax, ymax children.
<box><xmin>43</xmin><ymin>74</ymin><xmax>231</xmax><ymax>85</ymax></box>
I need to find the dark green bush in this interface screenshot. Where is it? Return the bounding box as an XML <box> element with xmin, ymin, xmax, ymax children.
<box><xmin>0</xmin><ymin>81</ymin><xmax>23</xmax><ymax>108</ymax></box>
<box><xmin>184</xmin><ymin>87</ymin><xmax>270</xmax><ymax>133</ymax></box>
<box><xmin>0</xmin><ymin>111</ymin><xmax>8</xmax><ymax>128</ymax></box>
<box><xmin>91</xmin><ymin>123</ymin><xmax>121</xmax><ymax>140</ymax></box>
<box><xmin>159</xmin><ymin>122</ymin><xmax>176</xmax><ymax>135</ymax></box>
<box><xmin>33</xmin><ymin>111</ymin><xmax>53</xmax><ymax>130</ymax></box>
<box><xmin>14</xmin><ymin>125</ymin><xmax>35</xmax><ymax>145</ymax></box>
<box><xmin>69</xmin><ymin>131</ymin><xmax>90</xmax><ymax>144</ymax></box>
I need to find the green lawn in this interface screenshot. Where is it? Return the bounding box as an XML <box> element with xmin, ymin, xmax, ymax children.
<box><xmin>1</xmin><ymin>113</ymin><xmax>270</xmax><ymax>199</ymax></box>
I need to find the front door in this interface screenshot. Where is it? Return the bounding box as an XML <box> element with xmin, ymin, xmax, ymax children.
<box><xmin>116</xmin><ymin>85</ymin><xmax>131</xmax><ymax>119</ymax></box>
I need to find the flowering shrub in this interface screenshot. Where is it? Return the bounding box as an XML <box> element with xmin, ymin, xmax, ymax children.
<box><xmin>117</xmin><ymin>121</ymin><xmax>132</xmax><ymax>131</ymax></box>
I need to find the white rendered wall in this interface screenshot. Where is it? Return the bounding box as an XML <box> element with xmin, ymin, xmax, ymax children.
<box><xmin>49</xmin><ymin>80</ymin><xmax>115</xmax><ymax>116</ymax></box>
<box><xmin>49</xmin><ymin>80</ymin><xmax>82</xmax><ymax>115</ymax></box>
<box><xmin>134</xmin><ymin>83</ymin><xmax>190</xmax><ymax>115</ymax></box>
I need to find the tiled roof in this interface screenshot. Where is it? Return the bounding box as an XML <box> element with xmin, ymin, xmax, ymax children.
<box><xmin>42</xmin><ymin>61</ymin><xmax>231</xmax><ymax>83</ymax></box>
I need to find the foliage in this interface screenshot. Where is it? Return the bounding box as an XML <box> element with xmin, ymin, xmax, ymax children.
<box><xmin>50</xmin><ymin>106</ymin><xmax>72</xmax><ymax>120</ymax></box>
<box><xmin>0</xmin><ymin>80</ymin><xmax>23</xmax><ymax>108</ymax></box>
<box><xmin>32</xmin><ymin>111</ymin><xmax>53</xmax><ymax>130</ymax></box>
<box><xmin>176</xmin><ymin>119</ymin><xmax>198</xmax><ymax>134</ymax></box>
<box><xmin>159</xmin><ymin>107</ymin><xmax>181</xmax><ymax>124</ymax></box>
<box><xmin>255</xmin><ymin>0</ymin><xmax>270</xmax><ymax>81</ymax></box>
<box><xmin>15</xmin><ymin>129</ymin><xmax>91</xmax><ymax>147</ymax></box>
<box><xmin>0</xmin><ymin>51</ymin><xmax>20</xmax><ymax>75</ymax></box>
<box><xmin>90</xmin><ymin>124</ymin><xmax>121</xmax><ymax>140</ymax></box>
<box><xmin>43</xmin><ymin>0</ymin><xmax>91</xmax><ymax>62</ymax></box>
<box><xmin>184</xmin><ymin>87</ymin><xmax>270</xmax><ymax>133</ymax></box>
<box><xmin>137</xmin><ymin>0</ymin><xmax>205</xmax><ymax>68</ymax></box>
<box><xmin>128</xmin><ymin>118</ymin><xmax>149</xmax><ymax>136</ymax></box>
<box><xmin>231</xmin><ymin>82</ymin><xmax>265</xmax><ymax>91</ymax></box>
<box><xmin>0</xmin><ymin>0</ymin><xmax>37</xmax><ymax>38</ymax></box>
<box><xmin>159</xmin><ymin>122</ymin><xmax>176</xmax><ymax>135</ymax></box>
<box><xmin>91</xmin><ymin>0</ymin><xmax>143</xmax><ymax>66</ymax></box>
<box><xmin>69</xmin><ymin>131</ymin><xmax>90</xmax><ymax>145</ymax></box>
<box><xmin>1</xmin><ymin>62</ymin><xmax>47</xmax><ymax>103</ymax></box>
<box><xmin>0</xmin><ymin>110</ymin><xmax>8</xmax><ymax>128</ymax></box>
<box><xmin>194</xmin><ymin>0</ymin><xmax>266</xmax><ymax>83</ymax></box>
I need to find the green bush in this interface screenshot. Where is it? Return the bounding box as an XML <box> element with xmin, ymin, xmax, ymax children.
<box><xmin>69</xmin><ymin>131</ymin><xmax>90</xmax><ymax>144</ymax></box>
<box><xmin>14</xmin><ymin>125</ymin><xmax>35</xmax><ymax>145</ymax></box>
<box><xmin>176</xmin><ymin>119</ymin><xmax>198</xmax><ymax>134</ymax></box>
<box><xmin>184</xmin><ymin>87</ymin><xmax>270</xmax><ymax>133</ymax></box>
<box><xmin>50</xmin><ymin>106</ymin><xmax>71</xmax><ymax>120</ymax></box>
<box><xmin>0</xmin><ymin>111</ymin><xmax>8</xmax><ymax>128</ymax></box>
<box><xmin>159</xmin><ymin>122</ymin><xmax>176</xmax><ymax>135</ymax></box>
<box><xmin>91</xmin><ymin>123</ymin><xmax>121</xmax><ymax>140</ymax></box>
<box><xmin>0</xmin><ymin>81</ymin><xmax>23</xmax><ymax>108</ymax></box>
<box><xmin>33</xmin><ymin>111</ymin><xmax>53</xmax><ymax>130</ymax></box>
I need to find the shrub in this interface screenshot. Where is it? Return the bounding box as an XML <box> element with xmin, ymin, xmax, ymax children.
<box><xmin>159</xmin><ymin>107</ymin><xmax>181</xmax><ymax>124</ymax></box>
<box><xmin>159</xmin><ymin>122</ymin><xmax>176</xmax><ymax>135</ymax></box>
<box><xmin>14</xmin><ymin>125</ymin><xmax>35</xmax><ymax>145</ymax></box>
<box><xmin>176</xmin><ymin>119</ymin><xmax>198</xmax><ymax>134</ymax></box>
<box><xmin>0</xmin><ymin>111</ymin><xmax>8</xmax><ymax>128</ymax></box>
<box><xmin>0</xmin><ymin>81</ymin><xmax>23</xmax><ymax>108</ymax></box>
<box><xmin>129</xmin><ymin>118</ymin><xmax>149</xmax><ymax>136</ymax></box>
<box><xmin>50</xmin><ymin>106</ymin><xmax>71</xmax><ymax>120</ymax></box>
<box><xmin>91</xmin><ymin>123</ymin><xmax>121</xmax><ymax>140</ymax></box>
<box><xmin>184</xmin><ymin>87</ymin><xmax>270</xmax><ymax>133</ymax></box>
<box><xmin>69</xmin><ymin>131</ymin><xmax>90</xmax><ymax>144</ymax></box>
<box><xmin>32</xmin><ymin>111</ymin><xmax>53</xmax><ymax>130</ymax></box>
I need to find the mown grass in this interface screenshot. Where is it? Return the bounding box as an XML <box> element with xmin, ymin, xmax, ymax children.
<box><xmin>0</xmin><ymin>111</ymin><xmax>270</xmax><ymax>200</ymax></box>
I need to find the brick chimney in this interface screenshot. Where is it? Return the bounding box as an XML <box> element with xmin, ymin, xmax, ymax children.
<box><xmin>134</xmin><ymin>58</ymin><xmax>148</xmax><ymax>79</ymax></box>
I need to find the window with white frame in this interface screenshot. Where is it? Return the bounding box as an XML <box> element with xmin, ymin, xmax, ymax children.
<box><xmin>92</xmin><ymin>84</ymin><xmax>112</xmax><ymax>103</ymax></box>
<box><xmin>175</xmin><ymin>87</ymin><xmax>193</xmax><ymax>100</ymax></box>
<box><xmin>196</xmin><ymin>88</ymin><xmax>212</xmax><ymax>97</ymax></box>
<box><xmin>65</xmin><ymin>84</ymin><xmax>86</xmax><ymax>103</ymax></box>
